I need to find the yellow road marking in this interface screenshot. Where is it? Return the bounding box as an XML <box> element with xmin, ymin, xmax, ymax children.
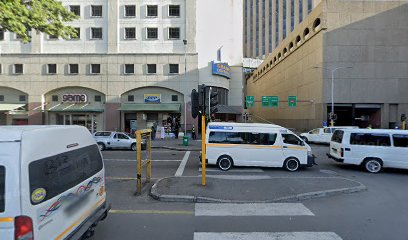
<box><xmin>0</xmin><ymin>217</ymin><xmax>13</xmax><ymax>223</ymax></box>
<box><xmin>110</xmin><ymin>209</ymin><xmax>194</xmax><ymax>215</ymax></box>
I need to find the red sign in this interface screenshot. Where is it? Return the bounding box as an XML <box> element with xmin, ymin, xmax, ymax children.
<box><xmin>62</xmin><ymin>94</ymin><xmax>87</xmax><ymax>103</ymax></box>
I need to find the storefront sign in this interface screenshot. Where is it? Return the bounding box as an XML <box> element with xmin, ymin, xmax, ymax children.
<box><xmin>212</xmin><ymin>61</ymin><xmax>231</xmax><ymax>79</ymax></box>
<box><xmin>62</xmin><ymin>94</ymin><xmax>87</xmax><ymax>103</ymax></box>
<box><xmin>144</xmin><ymin>94</ymin><xmax>161</xmax><ymax>103</ymax></box>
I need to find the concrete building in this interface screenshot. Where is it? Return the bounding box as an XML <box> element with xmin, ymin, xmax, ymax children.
<box><xmin>244</xmin><ymin>0</ymin><xmax>320</xmax><ymax>59</ymax></box>
<box><xmin>0</xmin><ymin>0</ymin><xmax>243</xmax><ymax>132</ymax></box>
<box><xmin>246</xmin><ymin>0</ymin><xmax>408</xmax><ymax>130</ymax></box>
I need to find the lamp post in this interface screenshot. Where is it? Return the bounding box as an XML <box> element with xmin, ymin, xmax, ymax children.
<box><xmin>314</xmin><ymin>66</ymin><xmax>352</xmax><ymax>127</ymax></box>
<box><xmin>183</xmin><ymin>39</ymin><xmax>187</xmax><ymax>135</ymax></box>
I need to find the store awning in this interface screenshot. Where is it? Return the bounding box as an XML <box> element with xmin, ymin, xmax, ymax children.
<box><xmin>47</xmin><ymin>103</ymin><xmax>104</xmax><ymax>113</ymax></box>
<box><xmin>0</xmin><ymin>104</ymin><xmax>26</xmax><ymax>111</ymax></box>
<box><xmin>118</xmin><ymin>103</ymin><xmax>181</xmax><ymax>112</ymax></box>
<box><xmin>216</xmin><ymin>105</ymin><xmax>243</xmax><ymax>114</ymax></box>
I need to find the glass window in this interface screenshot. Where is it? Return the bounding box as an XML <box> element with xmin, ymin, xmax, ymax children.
<box><xmin>70</xmin><ymin>5</ymin><xmax>80</xmax><ymax>16</ymax></box>
<box><xmin>91</xmin><ymin>5</ymin><xmax>103</xmax><ymax>17</ymax></box>
<box><xmin>323</xmin><ymin>128</ymin><xmax>331</xmax><ymax>133</ymax></box>
<box><xmin>331</xmin><ymin>130</ymin><xmax>344</xmax><ymax>143</ymax></box>
<box><xmin>147</xmin><ymin>64</ymin><xmax>157</xmax><ymax>74</ymax></box>
<box><xmin>95</xmin><ymin>95</ymin><xmax>102</xmax><ymax>102</ymax></box>
<box><xmin>146</xmin><ymin>28</ymin><xmax>158</xmax><ymax>39</ymax></box>
<box><xmin>125</xmin><ymin>5</ymin><xmax>136</xmax><ymax>17</ymax></box>
<box><xmin>29</xmin><ymin>145</ymin><xmax>103</xmax><ymax>205</ymax></box>
<box><xmin>19</xmin><ymin>95</ymin><xmax>26</xmax><ymax>102</ymax></box>
<box><xmin>282</xmin><ymin>134</ymin><xmax>304</xmax><ymax>146</ymax></box>
<box><xmin>0</xmin><ymin>95</ymin><xmax>4</xmax><ymax>102</ymax></box>
<box><xmin>91</xmin><ymin>28</ymin><xmax>103</xmax><ymax>39</ymax></box>
<box><xmin>171</xmin><ymin>95</ymin><xmax>178</xmax><ymax>102</ymax></box>
<box><xmin>52</xmin><ymin>95</ymin><xmax>58</xmax><ymax>102</ymax></box>
<box><xmin>95</xmin><ymin>132</ymin><xmax>111</xmax><ymax>137</ymax></box>
<box><xmin>350</xmin><ymin>133</ymin><xmax>391</xmax><ymax>147</ymax></box>
<box><xmin>169</xmin><ymin>5</ymin><xmax>180</xmax><ymax>17</ymax></box>
<box><xmin>90</xmin><ymin>64</ymin><xmax>101</xmax><ymax>74</ymax></box>
<box><xmin>209</xmin><ymin>131</ymin><xmax>277</xmax><ymax>145</ymax></box>
<box><xmin>147</xmin><ymin>5</ymin><xmax>158</xmax><ymax>17</ymax></box>
<box><xmin>47</xmin><ymin>64</ymin><xmax>57</xmax><ymax>74</ymax></box>
<box><xmin>0</xmin><ymin>28</ymin><xmax>4</xmax><ymax>41</ymax></box>
<box><xmin>48</xmin><ymin>35</ymin><xmax>58</xmax><ymax>40</ymax></box>
<box><xmin>14</xmin><ymin>64</ymin><xmax>23</xmax><ymax>74</ymax></box>
<box><xmin>0</xmin><ymin>166</ymin><xmax>4</xmax><ymax>212</ymax></box>
<box><xmin>310</xmin><ymin>129</ymin><xmax>319</xmax><ymax>134</ymax></box>
<box><xmin>118</xmin><ymin>134</ymin><xmax>129</xmax><ymax>140</ymax></box>
<box><xmin>393</xmin><ymin>134</ymin><xmax>408</xmax><ymax>147</ymax></box>
<box><xmin>124</xmin><ymin>64</ymin><xmax>135</xmax><ymax>74</ymax></box>
<box><xmin>168</xmin><ymin>27</ymin><xmax>180</xmax><ymax>39</ymax></box>
<box><xmin>69</xmin><ymin>64</ymin><xmax>79</xmax><ymax>74</ymax></box>
<box><xmin>125</xmin><ymin>28</ymin><xmax>136</xmax><ymax>39</ymax></box>
<box><xmin>128</xmin><ymin>95</ymin><xmax>134</xmax><ymax>102</ymax></box>
<box><xmin>169</xmin><ymin>64</ymin><xmax>179</xmax><ymax>74</ymax></box>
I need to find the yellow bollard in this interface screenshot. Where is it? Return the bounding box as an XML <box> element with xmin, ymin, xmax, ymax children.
<box><xmin>201</xmin><ymin>115</ymin><xmax>206</xmax><ymax>186</ymax></box>
<box><xmin>136</xmin><ymin>131</ymin><xmax>142</xmax><ymax>195</ymax></box>
<box><xmin>146</xmin><ymin>131</ymin><xmax>152</xmax><ymax>183</ymax></box>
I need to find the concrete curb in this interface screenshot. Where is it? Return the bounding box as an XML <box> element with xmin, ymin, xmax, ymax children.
<box><xmin>149</xmin><ymin>176</ymin><xmax>368</xmax><ymax>203</ymax></box>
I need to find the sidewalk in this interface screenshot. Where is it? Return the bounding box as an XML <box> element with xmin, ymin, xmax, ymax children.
<box><xmin>150</xmin><ymin>176</ymin><xmax>367</xmax><ymax>203</ymax></box>
<box><xmin>151</xmin><ymin>136</ymin><xmax>202</xmax><ymax>151</ymax></box>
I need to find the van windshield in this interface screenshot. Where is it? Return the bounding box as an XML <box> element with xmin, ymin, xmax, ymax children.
<box><xmin>0</xmin><ymin>166</ymin><xmax>4</xmax><ymax>212</ymax></box>
<box><xmin>331</xmin><ymin>130</ymin><xmax>344</xmax><ymax>143</ymax></box>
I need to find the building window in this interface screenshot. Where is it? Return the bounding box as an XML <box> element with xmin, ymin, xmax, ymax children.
<box><xmin>19</xmin><ymin>95</ymin><xmax>26</xmax><ymax>102</ymax></box>
<box><xmin>91</xmin><ymin>28</ymin><xmax>103</xmax><ymax>39</ymax></box>
<box><xmin>14</xmin><ymin>64</ymin><xmax>23</xmax><ymax>74</ymax></box>
<box><xmin>0</xmin><ymin>29</ymin><xmax>4</xmax><ymax>41</ymax></box>
<box><xmin>0</xmin><ymin>95</ymin><xmax>4</xmax><ymax>101</ymax></box>
<box><xmin>169</xmin><ymin>64</ymin><xmax>179</xmax><ymax>74</ymax></box>
<box><xmin>146</xmin><ymin>28</ymin><xmax>158</xmax><ymax>39</ymax></box>
<box><xmin>168</xmin><ymin>27</ymin><xmax>180</xmax><ymax>39</ymax></box>
<box><xmin>168</xmin><ymin>5</ymin><xmax>180</xmax><ymax>17</ymax></box>
<box><xmin>124</xmin><ymin>28</ymin><xmax>136</xmax><ymax>40</ymax></box>
<box><xmin>128</xmin><ymin>95</ymin><xmax>134</xmax><ymax>102</ymax></box>
<box><xmin>52</xmin><ymin>95</ymin><xmax>59</xmax><ymax>102</ymax></box>
<box><xmin>124</xmin><ymin>64</ymin><xmax>135</xmax><ymax>74</ymax></box>
<box><xmin>90</xmin><ymin>64</ymin><xmax>101</xmax><ymax>74</ymax></box>
<box><xmin>147</xmin><ymin>64</ymin><xmax>157</xmax><ymax>74</ymax></box>
<box><xmin>70</xmin><ymin>28</ymin><xmax>80</xmax><ymax>40</ymax></box>
<box><xmin>146</xmin><ymin>5</ymin><xmax>158</xmax><ymax>17</ymax></box>
<box><xmin>125</xmin><ymin>5</ymin><xmax>136</xmax><ymax>17</ymax></box>
<box><xmin>171</xmin><ymin>95</ymin><xmax>178</xmax><ymax>102</ymax></box>
<box><xmin>308</xmin><ymin>0</ymin><xmax>313</xmax><ymax>13</ymax></box>
<box><xmin>69</xmin><ymin>64</ymin><xmax>79</xmax><ymax>74</ymax></box>
<box><xmin>48</xmin><ymin>35</ymin><xmax>58</xmax><ymax>40</ymax></box>
<box><xmin>95</xmin><ymin>95</ymin><xmax>102</xmax><ymax>102</ymax></box>
<box><xmin>47</xmin><ymin>64</ymin><xmax>57</xmax><ymax>74</ymax></box>
<box><xmin>91</xmin><ymin>5</ymin><xmax>103</xmax><ymax>17</ymax></box>
<box><xmin>0</xmin><ymin>64</ymin><xmax>2</xmax><ymax>74</ymax></box>
<box><xmin>70</xmin><ymin>5</ymin><xmax>80</xmax><ymax>16</ymax></box>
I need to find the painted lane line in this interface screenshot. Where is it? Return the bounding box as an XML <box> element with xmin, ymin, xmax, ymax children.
<box><xmin>195</xmin><ymin>203</ymin><xmax>314</xmax><ymax>217</ymax></box>
<box><xmin>206</xmin><ymin>175</ymin><xmax>271</xmax><ymax>180</ymax></box>
<box><xmin>175</xmin><ymin>151</ymin><xmax>191</xmax><ymax>176</ymax></box>
<box><xmin>199</xmin><ymin>168</ymin><xmax>264</xmax><ymax>173</ymax></box>
<box><xmin>110</xmin><ymin>209</ymin><xmax>194</xmax><ymax>215</ymax></box>
<box><xmin>194</xmin><ymin>232</ymin><xmax>342</xmax><ymax>240</ymax></box>
<box><xmin>104</xmin><ymin>159</ymin><xmax>182</xmax><ymax>162</ymax></box>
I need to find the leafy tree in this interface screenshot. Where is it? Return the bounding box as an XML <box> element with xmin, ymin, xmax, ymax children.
<box><xmin>0</xmin><ymin>0</ymin><xmax>78</xmax><ymax>43</ymax></box>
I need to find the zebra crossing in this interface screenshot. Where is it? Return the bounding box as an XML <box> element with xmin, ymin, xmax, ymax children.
<box><xmin>193</xmin><ymin>203</ymin><xmax>343</xmax><ymax>240</ymax></box>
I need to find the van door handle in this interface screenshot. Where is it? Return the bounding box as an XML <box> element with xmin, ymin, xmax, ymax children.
<box><xmin>283</xmin><ymin>146</ymin><xmax>288</xmax><ymax>149</ymax></box>
<box><xmin>345</xmin><ymin>148</ymin><xmax>351</xmax><ymax>151</ymax></box>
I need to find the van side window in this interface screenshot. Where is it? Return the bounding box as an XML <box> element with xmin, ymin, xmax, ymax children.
<box><xmin>393</xmin><ymin>134</ymin><xmax>408</xmax><ymax>147</ymax></box>
<box><xmin>0</xmin><ymin>166</ymin><xmax>4</xmax><ymax>212</ymax></box>
<box><xmin>282</xmin><ymin>134</ymin><xmax>304</xmax><ymax>146</ymax></box>
<box><xmin>209</xmin><ymin>132</ymin><xmax>277</xmax><ymax>145</ymax></box>
<box><xmin>331</xmin><ymin>130</ymin><xmax>343</xmax><ymax>143</ymax></box>
<box><xmin>350</xmin><ymin>133</ymin><xmax>391</xmax><ymax>147</ymax></box>
<box><xmin>324</xmin><ymin>128</ymin><xmax>331</xmax><ymax>133</ymax></box>
<box><xmin>29</xmin><ymin>145</ymin><xmax>103</xmax><ymax>205</ymax></box>
<box><xmin>118</xmin><ymin>134</ymin><xmax>129</xmax><ymax>140</ymax></box>
<box><xmin>310</xmin><ymin>129</ymin><xmax>319</xmax><ymax>134</ymax></box>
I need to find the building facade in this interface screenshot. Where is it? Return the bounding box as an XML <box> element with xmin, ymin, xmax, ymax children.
<box><xmin>0</xmin><ymin>0</ymin><xmax>244</xmax><ymax>132</ymax></box>
<box><xmin>246</xmin><ymin>0</ymin><xmax>408</xmax><ymax>130</ymax></box>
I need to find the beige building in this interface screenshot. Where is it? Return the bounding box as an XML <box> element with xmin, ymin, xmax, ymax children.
<box><xmin>246</xmin><ymin>0</ymin><xmax>408</xmax><ymax>130</ymax></box>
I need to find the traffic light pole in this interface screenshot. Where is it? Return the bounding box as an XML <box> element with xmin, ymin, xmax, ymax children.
<box><xmin>201</xmin><ymin>114</ymin><xmax>206</xmax><ymax>186</ymax></box>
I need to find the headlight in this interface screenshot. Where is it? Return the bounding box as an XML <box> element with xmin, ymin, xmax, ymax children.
<box><xmin>307</xmin><ymin>151</ymin><xmax>313</xmax><ymax>157</ymax></box>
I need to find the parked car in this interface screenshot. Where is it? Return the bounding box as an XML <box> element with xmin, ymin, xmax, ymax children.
<box><xmin>0</xmin><ymin>125</ymin><xmax>110</xmax><ymax>240</ymax></box>
<box><xmin>94</xmin><ymin>131</ymin><xmax>146</xmax><ymax>151</ymax></box>
<box><xmin>300</xmin><ymin>126</ymin><xmax>358</xmax><ymax>144</ymax></box>
<box><xmin>328</xmin><ymin>128</ymin><xmax>408</xmax><ymax>173</ymax></box>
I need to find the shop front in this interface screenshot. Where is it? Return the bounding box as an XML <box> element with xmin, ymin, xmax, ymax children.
<box><xmin>0</xmin><ymin>87</ymin><xmax>28</xmax><ymax>125</ymax></box>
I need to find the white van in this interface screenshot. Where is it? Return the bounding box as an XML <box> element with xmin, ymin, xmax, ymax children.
<box><xmin>328</xmin><ymin>129</ymin><xmax>408</xmax><ymax>173</ymax></box>
<box><xmin>300</xmin><ymin>126</ymin><xmax>358</xmax><ymax>144</ymax></box>
<box><xmin>205</xmin><ymin>122</ymin><xmax>315</xmax><ymax>171</ymax></box>
<box><xmin>0</xmin><ymin>125</ymin><xmax>110</xmax><ymax>240</ymax></box>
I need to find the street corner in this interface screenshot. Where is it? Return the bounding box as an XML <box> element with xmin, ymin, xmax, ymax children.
<box><xmin>149</xmin><ymin>176</ymin><xmax>367</xmax><ymax>203</ymax></box>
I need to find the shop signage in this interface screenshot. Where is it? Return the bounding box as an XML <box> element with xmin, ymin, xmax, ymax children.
<box><xmin>62</xmin><ymin>94</ymin><xmax>87</xmax><ymax>103</ymax></box>
<box><xmin>144</xmin><ymin>94</ymin><xmax>161</xmax><ymax>103</ymax></box>
<box><xmin>212</xmin><ymin>61</ymin><xmax>231</xmax><ymax>79</ymax></box>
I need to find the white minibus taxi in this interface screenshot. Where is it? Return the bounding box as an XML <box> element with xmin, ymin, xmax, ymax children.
<box><xmin>328</xmin><ymin>128</ymin><xmax>408</xmax><ymax>173</ymax></box>
<box><xmin>0</xmin><ymin>125</ymin><xmax>110</xmax><ymax>240</ymax></box>
<box><xmin>205</xmin><ymin>122</ymin><xmax>315</xmax><ymax>171</ymax></box>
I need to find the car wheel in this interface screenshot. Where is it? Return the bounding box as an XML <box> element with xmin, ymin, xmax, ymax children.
<box><xmin>131</xmin><ymin>143</ymin><xmax>137</xmax><ymax>151</ymax></box>
<box><xmin>284</xmin><ymin>158</ymin><xmax>300</xmax><ymax>172</ymax></box>
<box><xmin>97</xmin><ymin>143</ymin><xmax>105</xmax><ymax>151</ymax></box>
<box><xmin>217</xmin><ymin>156</ymin><xmax>233</xmax><ymax>171</ymax></box>
<box><xmin>364</xmin><ymin>158</ymin><xmax>382</xmax><ymax>173</ymax></box>
<box><xmin>301</xmin><ymin>136</ymin><xmax>309</xmax><ymax>143</ymax></box>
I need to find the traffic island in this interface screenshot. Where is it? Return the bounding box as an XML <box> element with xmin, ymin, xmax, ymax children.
<box><xmin>150</xmin><ymin>176</ymin><xmax>367</xmax><ymax>203</ymax></box>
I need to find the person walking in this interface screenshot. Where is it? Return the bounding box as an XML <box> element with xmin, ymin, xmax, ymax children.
<box><xmin>191</xmin><ymin>125</ymin><xmax>196</xmax><ymax>140</ymax></box>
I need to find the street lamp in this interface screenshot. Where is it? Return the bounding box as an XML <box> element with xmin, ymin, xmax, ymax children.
<box><xmin>183</xmin><ymin>39</ymin><xmax>188</xmax><ymax>135</ymax></box>
<box><xmin>314</xmin><ymin>66</ymin><xmax>352</xmax><ymax>127</ymax></box>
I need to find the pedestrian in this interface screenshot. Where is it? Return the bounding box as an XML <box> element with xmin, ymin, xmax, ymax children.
<box><xmin>151</xmin><ymin>125</ymin><xmax>156</xmax><ymax>140</ymax></box>
<box><xmin>191</xmin><ymin>125</ymin><xmax>196</xmax><ymax>140</ymax></box>
<box><xmin>174</xmin><ymin>122</ymin><xmax>179</xmax><ymax>139</ymax></box>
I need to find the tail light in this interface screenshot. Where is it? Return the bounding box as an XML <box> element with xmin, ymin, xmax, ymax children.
<box><xmin>15</xmin><ymin>216</ymin><xmax>33</xmax><ymax>240</ymax></box>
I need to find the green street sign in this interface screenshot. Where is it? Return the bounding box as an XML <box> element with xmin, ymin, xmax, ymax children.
<box><xmin>288</xmin><ymin>96</ymin><xmax>297</xmax><ymax>107</ymax></box>
<box><xmin>262</xmin><ymin>96</ymin><xmax>279</xmax><ymax>108</ymax></box>
<box><xmin>246</xmin><ymin>96</ymin><xmax>255</xmax><ymax>108</ymax></box>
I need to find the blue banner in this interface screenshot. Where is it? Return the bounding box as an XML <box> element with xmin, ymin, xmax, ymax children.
<box><xmin>212</xmin><ymin>61</ymin><xmax>231</xmax><ymax>79</ymax></box>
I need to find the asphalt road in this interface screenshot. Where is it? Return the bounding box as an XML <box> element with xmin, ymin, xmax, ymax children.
<box><xmin>92</xmin><ymin>144</ymin><xmax>408</xmax><ymax>240</ymax></box>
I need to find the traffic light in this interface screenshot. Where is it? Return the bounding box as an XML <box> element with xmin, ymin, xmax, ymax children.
<box><xmin>191</xmin><ymin>89</ymin><xmax>199</xmax><ymax>119</ymax></box>
<box><xmin>198</xmin><ymin>84</ymin><xmax>206</xmax><ymax>112</ymax></box>
<box><xmin>209</xmin><ymin>89</ymin><xmax>218</xmax><ymax>115</ymax></box>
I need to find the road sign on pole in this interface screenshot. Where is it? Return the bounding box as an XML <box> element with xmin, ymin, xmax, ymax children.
<box><xmin>288</xmin><ymin>96</ymin><xmax>297</xmax><ymax>107</ymax></box>
<box><xmin>262</xmin><ymin>96</ymin><xmax>279</xmax><ymax>108</ymax></box>
<box><xmin>246</xmin><ymin>96</ymin><xmax>255</xmax><ymax>108</ymax></box>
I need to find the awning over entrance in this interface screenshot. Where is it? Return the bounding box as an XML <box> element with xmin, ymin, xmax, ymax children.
<box><xmin>47</xmin><ymin>103</ymin><xmax>104</xmax><ymax>113</ymax></box>
<box><xmin>0</xmin><ymin>104</ymin><xmax>26</xmax><ymax>111</ymax></box>
<box><xmin>118</xmin><ymin>103</ymin><xmax>181</xmax><ymax>112</ymax></box>
<box><xmin>216</xmin><ymin>105</ymin><xmax>242</xmax><ymax>114</ymax></box>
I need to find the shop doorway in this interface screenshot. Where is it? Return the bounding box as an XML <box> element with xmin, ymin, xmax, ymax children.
<box><xmin>56</xmin><ymin>114</ymin><xmax>97</xmax><ymax>133</ymax></box>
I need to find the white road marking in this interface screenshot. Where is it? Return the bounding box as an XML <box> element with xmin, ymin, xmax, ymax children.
<box><xmin>104</xmin><ymin>159</ymin><xmax>181</xmax><ymax>162</ymax></box>
<box><xmin>195</xmin><ymin>203</ymin><xmax>314</xmax><ymax>217</ymax></box>
<box><xmin>175</xmin><ymin>151</ymin><xmax>191</xmax><ymax>176</ymax></box>
<box><xmin>199</xmin><ymin>168</ymin><xmax>264</xmax><ymax>173</ymax></box>
<box><xmin>206</xmin><ymin>175</ymin><xmax>271</xmax><ymax>180</ymax></box>
<box><xmin>194</xmin><ymin>232</ymin><xmax>343</xmax><ymax>240</ymax></box>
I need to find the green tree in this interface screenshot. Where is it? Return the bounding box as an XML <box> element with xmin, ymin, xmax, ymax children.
<box><xmin>0</xmin><ymin>0</ymin><xmax>78</xmax><ymax>43</ymax></box>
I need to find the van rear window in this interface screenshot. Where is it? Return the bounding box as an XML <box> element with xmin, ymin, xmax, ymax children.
<box><xmin>29</xmin><ymin>145</ymin><xmax>103</xmax><ymax>205</ymax></box>
<box><xmin>0</xmin><ymin>166</ymin><xmax>4</xmax><ymax>212</ymax></box>
<box><xmin>350</xmin><ymin>133</ymin><xmax>391</xmax><ymax>146</ymax></box>
<box><xmin>331</xmin><ymin>130</ymin><xmax>344</xmax><ymax>143</ymax></box>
